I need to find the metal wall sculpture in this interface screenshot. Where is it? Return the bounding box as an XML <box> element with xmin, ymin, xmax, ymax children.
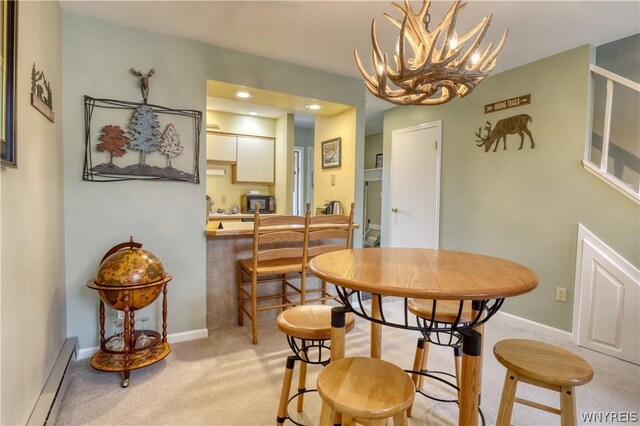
<box><xmin>83</xmin><ymin>68</ymin><xmax>201</xmax><ymax>183</ymax></box>
<box><xmin>475</xmin><ymin>114</ymin><xmax>534</xmax><ymax>153</ymax></box>
<box><xmin>30</xmin><ymin>63</ymin><xmax>55</xmax><ymax>122</ymax></box>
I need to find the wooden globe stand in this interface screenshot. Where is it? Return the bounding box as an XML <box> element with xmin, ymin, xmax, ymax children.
<box><xmin>87</xmin><ymin>238</ymin><xmax>172</xmax><ymax>387</ymax></box>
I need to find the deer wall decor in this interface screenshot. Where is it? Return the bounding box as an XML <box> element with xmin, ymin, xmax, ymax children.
<box><xmin>475</xmin><ymin>114</ymin><xmax>534</xmax><ymax>152</ymax></box>
<box><xmin>131</xmin><ymin>68</ymin><xmax>155</xmax><ymax>104</ymax></box>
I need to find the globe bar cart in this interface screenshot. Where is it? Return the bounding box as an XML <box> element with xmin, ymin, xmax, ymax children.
<box><xmin>86</xmin><ymin>237</ymin><xmax>173</xmax><ymax>387</ymax></box>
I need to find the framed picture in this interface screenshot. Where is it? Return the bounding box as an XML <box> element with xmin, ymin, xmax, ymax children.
<box><xmin>375</xmin><ymin>153</ymin><xmax>383</xmax><ymax>169</ymax></box>
<box><xmin>1</xmin><ymin>0</ymin><xmax>18</xmax><ymax>167</ymax></box>
<box><xmin>321</xmin><ymin>137</ymin><xmax>341</xmax><ymax>169</ymax></box>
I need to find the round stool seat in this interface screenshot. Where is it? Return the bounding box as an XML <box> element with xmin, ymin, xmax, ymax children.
<box><xmin>408</xmin><ymin>298</ymin><xmax>472</xmax><ymax>323</ymax></box>
<box><xmin>317</xmin><ymin>357</ymin><xmax>415</xmax><ymax>420</ymax></box>
<box><xmin>276</xmin><ymin>305</ymin><xmax>355</xmax><ymax>340</ymax></box>
<box><xmin>494</xmin><ymin>339</ymin><xmax>594</xmax><ymax>387</ymax></box>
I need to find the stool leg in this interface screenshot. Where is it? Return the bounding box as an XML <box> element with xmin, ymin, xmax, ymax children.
<box><xmin>393</xmin><ymin>410</ymin><xmax>409</xmax><ymax>426</ymax></box>
<box><xmin>276</xmin><ymin>356</ymin><xmax>296</xmax><ymax>426</ymax></box>
<box><xmin>296</xmin><ymin>351</ymin><xmax>308</xmax><ymax>413</ymax></box>
<box><xmin>369</xmin><ymin>419</ymin><xmax>387</xmax><ymax>426</ymax></box>
<box><xmin>560</xmin><ymin>386</ymin><xmax>577</xmax><ymax>426</ymax></box>
<box><xmin>318</xmin><ymin>401</ymin><xmax>336</xmax><ymax>426</ymax></box>
<box><xmin>342</xmin><ymin>415</ymin><xmax>354</xmax><ymax>426</ymax></box>
<box><xmin>496</xmin><ymin>370</ymin><xmax>519</xmax><ymax>426</ymax></box>
<box><xmin>237</xmin><ymin>267</ymin><xmax>244</xmax><ymax>326</ymax></box>
<box><xmin>453</xmin><ymin>346</ymin><xmax>462</xmax><ymax>398</ymax></box>
<box><xmin>418</xmin><ymin>339</ymin><xmax>430</xmax><ymax>390</ymax></box>
<box><xmin>408</xmin><ymin>338</ymin><xmax>425</xmax><ymax>417</ymax></box>
<box><xmin>321</xmin><ymin>280</ymin><xmax>327</xmax><ymax>304</ymax></box>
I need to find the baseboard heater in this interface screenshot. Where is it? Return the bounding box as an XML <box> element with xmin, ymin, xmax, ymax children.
<box><xmin>27</xmin><ymin>337</ymin><xmax>78</xmax><ymax>425</ymax></box>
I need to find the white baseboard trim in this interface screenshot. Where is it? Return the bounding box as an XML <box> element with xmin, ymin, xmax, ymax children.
<box><xmin>77</xmin><ymin>328</ymin><xmax>209</xmax><ymax>360</ymax></box>
<box><xmin>27</xmin><ymin>337</ymin><xmax>78</xmax><ymax>425</ymax></box>
<box><xmin>496</xmin><ymin>311</ymin><xmax>573</xmax><ymax>339</ymax></box>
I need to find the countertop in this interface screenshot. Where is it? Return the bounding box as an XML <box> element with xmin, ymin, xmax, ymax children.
<box><xmin>209</xmin><ymin>213</ymin><xmax>254</xmax><ymax>220</ymax></box>
<box><xmin>206</xmin><ymin>220</ymin><xmax>358</xmax><ymax>237</ymax></box>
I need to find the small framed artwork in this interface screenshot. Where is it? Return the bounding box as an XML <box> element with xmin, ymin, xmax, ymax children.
<box><xmin>321</xmin><ymin>137</ymin><xmax>341</xmax><ymax>169</ymax></box>
<box><xmin>375</xmin><ymin>153</ymin><xmax>383</xmax><ymax>169</ymax></box>
<box><xmin>1</xmin><ymin>0</ymin><xmax>18</xmax><ymax>167</ymax></box>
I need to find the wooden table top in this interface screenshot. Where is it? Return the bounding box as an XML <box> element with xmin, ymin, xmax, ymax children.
<box><xmin>308</xmin><ymin>248</ymin><xmax>538</xmax><ymax>300</ymax></box>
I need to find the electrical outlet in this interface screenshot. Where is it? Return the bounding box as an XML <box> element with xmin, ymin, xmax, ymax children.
<box><xmin>331</xmin><ymin>174</ymin><xmax>336</xmax><ymax>186</ymax></box>
<box><xmin>221</xmin><ymin>195</ymin><xmax>226</xmax><ymax>204</ymax></box>
<box><xmin>556</xmin><ymin>287</ymin><xmax>567</xmax><ymax>302</ymax></box>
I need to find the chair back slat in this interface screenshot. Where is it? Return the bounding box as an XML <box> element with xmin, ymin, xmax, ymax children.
<box><xmin>259</xmin><ymin>215</ymin><xmax>306</xmax><ymax>227</ymax></box>
<box><xmin>257</xmin><ymin>247</ymin><xmax>304</xmax><ymax>262</ymax></box>
<box><xmin>309</xmin><ymin>228</ymin><xmax>349</xmax><ymax>241</ymax></box>
<box><xmin>309</xmin><ymin>214</ymin><xmax>350</xmax><ymax>225</ymax></box>
<box><xmin>308</xmin><ymin>245</ymin><xmax>347</xmax><ymax>258</ymax></box>
<box><xmin>259</xmin><ymin>230</ymin><xmax>306</xmax><ymax>246</ymax></box>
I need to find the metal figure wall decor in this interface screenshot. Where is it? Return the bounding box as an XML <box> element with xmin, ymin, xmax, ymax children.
<box><xmin>83</xmin><ymin>68</ymin><xmax>201</xmax><ymax>183</ymax></box>
<box><xmin>30</xmin><ymin>63</ymin><xmax>55</xmax><ymax>122</ymax></box>
<box><xmin>475</xmin><ymin>114</ymin><xmax>534</xmax><ymax>153</ymax></box>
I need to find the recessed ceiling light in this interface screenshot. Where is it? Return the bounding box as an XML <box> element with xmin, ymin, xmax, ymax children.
<box><xmin>305</xmin><ymin>104</ymin><xmax>322</xmax><ymax>110</ymax></box>
<box><xmin>248</xmin><ymin>112</ymin><xmax>258</xmax><ymax>116</ymax></box>
<box><xmin>233</xmin><ymin>91</ymin><xmax>253</xmax><ymax>99</ymax></box>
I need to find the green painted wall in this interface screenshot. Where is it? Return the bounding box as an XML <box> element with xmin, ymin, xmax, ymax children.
<box><xmin>62</xmin><ymin>10</ymin><xmax>365</xmax><ymax>349</ymax></box>
<box><xmin>382</xmin><ymin>45</ymin><xmax>639</xmax><ymax>331</ymax></box>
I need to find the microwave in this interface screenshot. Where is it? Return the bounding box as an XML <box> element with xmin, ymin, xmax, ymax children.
<box><xmin>241</xmin><ymin>195</ymin><xmax>276</xmax><ymax>214</ymax></box>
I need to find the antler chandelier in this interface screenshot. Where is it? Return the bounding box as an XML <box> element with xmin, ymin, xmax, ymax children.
<box><xmin>355</xmin><ymin>0</ymin><xmax>508</xmax><ymax>106</ymax></box>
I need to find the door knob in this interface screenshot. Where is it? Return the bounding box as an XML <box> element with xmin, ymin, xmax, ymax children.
<box><xmin>391</xmin><ymin>208</ymin><xmax>398</xmax><ymax>213</ymax></box>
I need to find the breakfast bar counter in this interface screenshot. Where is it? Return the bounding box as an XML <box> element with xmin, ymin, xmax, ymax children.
<box><xmin>205</xmin><ymin>220</ymin><xmax>358</xmax><ymax>331</ymax></box>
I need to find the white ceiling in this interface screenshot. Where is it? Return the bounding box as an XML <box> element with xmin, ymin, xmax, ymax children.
<box><xmin>62</xmin><ymin>1</ymin><xmax>640</xmax><ymax>134</ymax></box>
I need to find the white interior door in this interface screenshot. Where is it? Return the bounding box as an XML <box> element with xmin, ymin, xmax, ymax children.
<box><xmin>390</xmin><ymin>121</ymin><xmax>441</xmax><ymax>248</ymax></box>
<box><xmin>575</xmin><ymin>224</ymin><xmax>639</xmax><ymax>364</ymax></box>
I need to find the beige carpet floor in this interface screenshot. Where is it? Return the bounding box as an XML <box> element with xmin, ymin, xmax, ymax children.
<box><xmin>56</xmin><ymin>302</ymin><xmax>639</xmax><ymax>425</ymax></box>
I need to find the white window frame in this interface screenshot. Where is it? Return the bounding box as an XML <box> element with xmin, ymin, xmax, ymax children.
<box><xmin>584</xmin><ymin>64</ymin><xmax>640</xmax><ymax>205</ymax></box>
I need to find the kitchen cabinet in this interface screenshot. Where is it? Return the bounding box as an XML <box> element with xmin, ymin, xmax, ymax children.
<box><xmin>206</xmin><ymin>132</ymin><xmax>236</xmax><ymax>164</ymax></box>
<box><xmin>233</xmin><ymin>136</ymin><xmax>275</xmax><ymax>184</ymax></box>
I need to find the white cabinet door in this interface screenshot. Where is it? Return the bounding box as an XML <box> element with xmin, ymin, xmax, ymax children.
<box><xmin>233</xmin><ymin>136</ymin><xmax>275</xmax><ymax>184</ymax></box>
<box><xmin>206</xmin><ymin>133</ymin><xmax>236</xmax><ymax>163</ymax></box>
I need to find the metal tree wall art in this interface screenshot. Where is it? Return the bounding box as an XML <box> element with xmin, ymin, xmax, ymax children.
<box><xmin>475</xmin><ymin>114</ymin><xmax>534</xmax><ymax>153</ymax></box>
<box><xmin>30</xmin><ymin>63</ymin><xmax>55</xmax><ymax>122</ymax></box>
<box><xmin>160</xmin><ymin>123</ymin><xmax>184</xmax><ymax>167</ymax></box>
<box><xmin>128</xmin><ymin>104</ymin><xmax>161</xmax><ymax>164</ymax></box>
<box><xmin>96</xmin><ymin>125</ymin><xmax>128</xmax><ymax>164</ymax></box>
<box><xmin>83</xmin><ymin>68</ymin><xmax>201</xmax><ymax>183</ymax></box>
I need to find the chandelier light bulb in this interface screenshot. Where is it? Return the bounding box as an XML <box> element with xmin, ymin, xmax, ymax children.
<box><xmin>471</xmin><ymin>49</ymin><xmax>481</xmax><ymax>65</ymax></box>
<box><xmin>449</xmin><ymin>31</ymin><xmax>459</xmax><ymax>50</ymax></box>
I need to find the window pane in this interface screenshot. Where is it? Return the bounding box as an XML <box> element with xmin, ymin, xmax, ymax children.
<box><xmin>608</xmin><ymin>81</ymin><xmax>640</xmax><ymax>192</ymax></box>
<box><xmin>590</xmin><ymin>73</ymin><xmax>607</xmax><ymax>166</ymax></box>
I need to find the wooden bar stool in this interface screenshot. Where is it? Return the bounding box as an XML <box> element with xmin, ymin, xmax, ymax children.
<box><xmin>408</xmin><ymin>299</ymin><xmax>472</xmax><ymax>394</ymax></box>
<box><xmin>494</xmin><ymin>339</ymin><xmax>594</xmax><ymax>426</ymax></box>
<box><xmin>317</xmin><ymin>357</ymin><xmax>416</xmax><ymax>426</ymax></box>
<box><xmin>276</xmin><ymin>305</ymin><xmax>355</xmax><ymax>426</ymax></box>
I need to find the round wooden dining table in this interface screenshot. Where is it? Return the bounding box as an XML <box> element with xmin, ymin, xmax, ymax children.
<box><xmin>308</xmin><ymin>248</ymin><xmax>538</xmax><ymax>426</ymax></box>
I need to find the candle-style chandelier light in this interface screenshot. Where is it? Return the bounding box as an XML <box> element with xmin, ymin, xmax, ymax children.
<box><xmin>355</xmin><ymin>0</ymin><xmax>508</xmax><ymax>106</ymax></box>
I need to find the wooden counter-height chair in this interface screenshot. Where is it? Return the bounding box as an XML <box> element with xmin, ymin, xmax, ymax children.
<box><xmin>305</xmin><ymin>202</ymin><xmax>355</xmax><ymax>304</ymax></box>
<box><xmin>237</xmin><ymin>208</ymin><xmax>310</xmax><ymax>344</ymax></box>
